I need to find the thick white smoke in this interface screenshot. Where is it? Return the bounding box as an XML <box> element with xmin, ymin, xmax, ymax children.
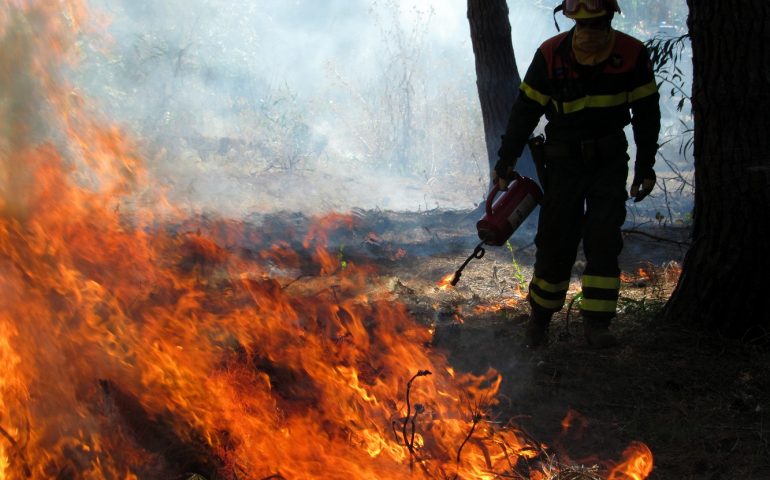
<box><xmin>69</xmin><ymin>0</ymin><xmax>689</xmax><ymax>218</ymax></box>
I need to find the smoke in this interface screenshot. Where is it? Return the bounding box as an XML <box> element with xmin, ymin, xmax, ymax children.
<box><xmin>0</xmin><ymin>5</ymin><xmax>77</xmax><ymax>219</ymax></box>
<box><xmin>8</xmin><ymin>1</ymin><xmax>691</xmax><ymax>218</ymax></box>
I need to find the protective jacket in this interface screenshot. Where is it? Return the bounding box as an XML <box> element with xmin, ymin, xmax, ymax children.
<box><xmin>500</xmin><ymin>27</ymin><xmax>661</xmax><ymax>323</ymax></box>
<box><xmin>499</xmin><ymin>28</ymin><xmax>660</xmax><ymax>172</ymax></box>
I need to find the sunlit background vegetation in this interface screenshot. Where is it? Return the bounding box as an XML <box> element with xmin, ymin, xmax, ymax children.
<box><xmin>76</xmin><ymin>0</ymin><xmax>691</xmax><ymax>220</ymax></box>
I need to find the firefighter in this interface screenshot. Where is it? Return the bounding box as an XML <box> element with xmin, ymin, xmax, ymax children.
<box><xmin>494</xmin><ymin>0</ymin><xmax>660</xmax><ymax>348</ymax></box>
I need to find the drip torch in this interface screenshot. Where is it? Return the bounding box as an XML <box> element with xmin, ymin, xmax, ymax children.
<box><xmin>449</xmin><ymin>172</ymin><xmax>543</xmax><ymax>286</ymax></box>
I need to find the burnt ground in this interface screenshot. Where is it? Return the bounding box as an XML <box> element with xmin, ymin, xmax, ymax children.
<box><xmin>242</xmin><ymin>207</ymin><xmax>770</xmax><ymax>479</ymax></box>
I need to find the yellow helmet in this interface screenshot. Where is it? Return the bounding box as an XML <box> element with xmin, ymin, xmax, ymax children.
<box><xmin>559</xmin><ymin>0</ymin><xmax>621</xmax><ymax>20</ymax></box>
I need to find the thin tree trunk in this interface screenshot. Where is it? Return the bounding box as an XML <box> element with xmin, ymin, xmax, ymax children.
<box><xmin>664</xmin><ymin>1</ymin><xmax>770</xmax><ymax>338</ymax></box>
<box><xmin>467</xmin><ymin>0</ymin><xmax>537</xmax><ymax>190</ymax></box>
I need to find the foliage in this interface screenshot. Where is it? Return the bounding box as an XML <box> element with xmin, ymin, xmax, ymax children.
<box><xmin>505</xmin><ymin>241</ymin><xmax>528</xmax><ymax>286</ymax></box>
<box><xmin>645</xmin><ymin>33</ymin><xmax>692</xmax><ymax>113</ymax></box>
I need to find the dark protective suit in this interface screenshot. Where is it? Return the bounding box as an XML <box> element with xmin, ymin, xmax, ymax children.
<box><xmin>499</xmin><ymin>27</ymin><xmax>660</xmax><ymax>324</ymax></box>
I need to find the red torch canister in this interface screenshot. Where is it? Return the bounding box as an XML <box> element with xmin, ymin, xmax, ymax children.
<box><xmin>476</xmin><ymin>173</ymin><xmax>544</xmax><ymax>246</ymax></box>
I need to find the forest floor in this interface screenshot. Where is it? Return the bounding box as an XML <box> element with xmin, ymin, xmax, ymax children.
<box><xmin>248</xmin><ymin>207</ymin><xmax>770</xmax><ymax>480</ymax></box>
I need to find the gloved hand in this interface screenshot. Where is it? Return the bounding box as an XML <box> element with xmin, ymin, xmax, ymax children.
<box><xmin>492</xmin><ymin>157</ymin><xmax>516</xmax><ymax>190</ymax></box>
<box><xmin>629</xmin><ymin>164</ymin><xmax>656</xmax><ymax>202</ymax></box>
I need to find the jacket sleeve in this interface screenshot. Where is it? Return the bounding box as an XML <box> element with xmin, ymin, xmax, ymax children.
<box><xmin>629</xmin><ymin>46</ymin><xmax>661</xmax><ymax>172</ymax></box>
<box><xmin>498</xmin><ymin>49</ymin><xmax>550</xmax><ymax>165</ymax></box>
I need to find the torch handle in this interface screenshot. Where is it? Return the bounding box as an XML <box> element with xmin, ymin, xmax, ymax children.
<box><xmin>486</xmin><ymin>172</ymin><xmax>521</xmax><ymax>216</ymax></box>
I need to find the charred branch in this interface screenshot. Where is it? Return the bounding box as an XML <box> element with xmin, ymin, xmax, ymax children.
<box><xmin>622</xmin><ymin>228</ymin><xmax>691</xmax><ymax>246</ymax></box>
<box><xmin>0</xmin><ymin>422</ymin><xmax>32</xmax><ymax>478</ymax></box>
<box><xmin>401</xmin><ymin>369</ymin><xmax>432</xmax><ymax>458</ymax></box>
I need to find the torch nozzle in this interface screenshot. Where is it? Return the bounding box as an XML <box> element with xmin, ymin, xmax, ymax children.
<box><xmin>450</xmin><ymin>241</ymin><xmax>486</xmax><ymax>287</ymax></box>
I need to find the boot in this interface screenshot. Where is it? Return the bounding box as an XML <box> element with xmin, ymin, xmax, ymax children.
<box><xmin>523</xmin><ymin>310</ymin><xmax>552</xmax><ymax>348</ymax></box>
<box><xmin>583</xmin><ymin>320</ymin><xmax>618</xmax><ymax>348</ymax></box>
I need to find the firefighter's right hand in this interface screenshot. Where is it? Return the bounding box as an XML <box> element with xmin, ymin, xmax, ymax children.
<box><xmin>630</xmin><ymin>166</ymin><xmax>656</xmax><ymax>202</ymax></box>
<box><xmin>493</xmin><ymin>158</ymin><xmax>515</xmax><ymax>190</ymax></box>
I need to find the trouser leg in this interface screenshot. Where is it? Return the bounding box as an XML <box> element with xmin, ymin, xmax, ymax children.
<box><xmin>580</xmin><ymin>159</ymin><xmax>628</xmax><ymax>326</ymax></box>
<box><xmin>528</xmin><ymin>157</ymin><xmax>584</xmax><ymax>317</ymax></box>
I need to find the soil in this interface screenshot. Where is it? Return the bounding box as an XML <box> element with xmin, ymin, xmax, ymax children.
<box><xmin>244</xmin><ymin>207</ymin><xmax>769</xmax><ymax>480</ymax></box>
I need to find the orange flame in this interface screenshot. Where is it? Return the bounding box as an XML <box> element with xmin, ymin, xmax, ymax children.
<box><xmin>437</xmin><ymin>272</ymin><xmax>455</xmax><ymax>290</ymax></box>
<box><xmin>608</xmin><ymin>442</ymin><xmax>654</xmax><ymax>480</ymax></box>
<box><xmin>473</xmin><ymin>297</ymin><xmax>519</xmax><ymax>313</ymax></box>
<box><xmin>620</xmin><ymin>273</ymin><xmax>634</xmax><ymax>283</ymax></box>
<box><xmin>0</xmin><ymin>2</ymin><xmax>653</xmax><ymax>479</ymax></box>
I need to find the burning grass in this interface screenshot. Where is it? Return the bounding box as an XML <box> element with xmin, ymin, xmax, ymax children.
<box><xmin>0</xmin><ymin>2</ymin><xmax>657</xmax><ymax>479</ymax></box>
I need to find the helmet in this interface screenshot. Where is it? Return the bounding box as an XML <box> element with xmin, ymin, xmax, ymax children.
<box><xmin>560</xmin><ymin>0</ymin><xmax>621</xmax><ymax>20</ymax></box>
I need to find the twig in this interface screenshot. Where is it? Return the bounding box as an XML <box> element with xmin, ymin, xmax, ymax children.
<box><xmin>660</xmin><ymin>178</ymin><xmax>674</xmax><ymax>225</ymax></box>
<box><xmin>280</xmin><ymin>273</ymin><xmax>310</xmax><ymax>290</ymax></box>
<box><xmin>621</xmin><ymin>228</ymin><xmax>691</xmax><ymax>247</ymax></box>
<box><xmin>0</xmin><ymin>425</ymin><xmax>19</xmax><ymax>449</ymax></box>
<box><xmin>391</xmin><ymin>420</ymin><xmax>402</xmax><ymax>443</ymax></box>
<box><xmin>409</xmin><ymin>406</ymin><xmax>423</xmax><ymax>449</ymax></box>
<box><xmin>0</xmin><ymin>424</ymin><xmax>32</xmax><ymax>478</ymax></box>
<box><xmin>455</xmin><ymin>413</ymin><xmax>480</xmax><ymax>465</ymax></box>
<box><xmin>564</xmin><ymin>292</ymin><xmax>583</xmax><ymax>338</ymax></box>
<box><xmin>402</xmin><ymin>370</ymin><xmax>432</xmax><ymax>458</ymax></box>
<box><xmin>453</xmin><ymin>395</ymin><xmax>491</xmax><ymax>480</ymax></box>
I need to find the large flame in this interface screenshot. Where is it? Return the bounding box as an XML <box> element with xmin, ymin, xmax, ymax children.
<box><xmin>0</xmin><ymin>2</ymin><xmax>653</xmax><ymax>479</ymax></box>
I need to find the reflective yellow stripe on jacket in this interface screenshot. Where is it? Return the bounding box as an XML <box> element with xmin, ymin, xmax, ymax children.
<box><xmin>521</xmin><ymin>81</ymin><xmax>550</xmax><ymax>107</ymax></box>
<box><xmin>555</xmin><ymin>80</ymin><xmax>658</xmax><ymax>114</ymax></box>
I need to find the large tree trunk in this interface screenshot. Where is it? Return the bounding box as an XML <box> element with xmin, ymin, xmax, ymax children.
<box><xmin>664</xmin><ymin>1</ymin><xmax>770</xmax><ymax>338</ymax></box>
<box><xmin>467</xmin><ymin>0</ymin><xmax>537</xmax><ymax>189</ymax></box>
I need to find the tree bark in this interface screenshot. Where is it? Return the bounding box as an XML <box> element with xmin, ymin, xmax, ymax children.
<box><xmin>467</xmin><ymin>0</ymin><xmax>537</xmax><ymax>188</ymax></box>
<box><xmin>664</xmin><ymin>1</ymin><xmax>770</xmax><ymax>338</ymax></box>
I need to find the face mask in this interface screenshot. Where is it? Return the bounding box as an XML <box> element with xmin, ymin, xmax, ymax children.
<box><xmin>572</xmin><ymin>25</ymin><xmax>615</xmax><ymax>65</ymax></box>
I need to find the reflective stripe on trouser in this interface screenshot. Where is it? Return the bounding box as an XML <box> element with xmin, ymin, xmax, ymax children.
<box><xmin>530</xmin><ymin>134</ymin><xmax>628</xmax><ymax>320</ymax></box>
<box><xmin>580</xmin><ymin>274</ymin><xmax>621</xmax><ymax>321</ymax></box>
<box><xmin>528</xmin><ymin>275</ymin><xmax>570</xmax><ymax>313</ymax></box>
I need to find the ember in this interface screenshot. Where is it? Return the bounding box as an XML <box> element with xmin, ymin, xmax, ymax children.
<box><xmin>0</xmin><ymin>2</ymin><xmax>653</xmax><ymax>479</ymax></box>
<box><xmin>473</xmin><ymin>296</ymin><xmax>521</xmax><ymax>314</ymax></box>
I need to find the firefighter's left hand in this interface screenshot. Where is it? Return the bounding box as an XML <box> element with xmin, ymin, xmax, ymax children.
<box><xmin>630</xmin><ymin>168</ymin><xmax>656</xmax><ymax>202</ymax></box>
<box><xmin>492</xmin><ymin>172</ymin><xmax>511</xmax><ymax>191</ymax></box>
<box><xmin>493</xmin><ymin>158</ymin><xmax>515</xmax><ymax>190</ymax></box>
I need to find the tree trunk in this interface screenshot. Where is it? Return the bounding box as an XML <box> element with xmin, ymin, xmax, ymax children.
<box><xmin>664</xmin><ymin>1</ymin><xmax>770</xmax><ymax>338</ymax></box>
<box><xmin>467</xmin><ymin>0</ymin><xmax>537</xmax><ymax>188</ymax></box>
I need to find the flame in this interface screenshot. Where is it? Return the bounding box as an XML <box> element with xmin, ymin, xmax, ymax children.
<box><xmin>559</xmin><ymin>409</ymin><xmax>587</xmax><ymax>439</ymax></box>
<box><xmin>437</xmin><ymin>273</ymin><xmax>455</xmax><ymax>290</ymax></box>
<box><xmin>0</xmin><ymin>2</ymin><xmax>653</xmax><ymax>479</ymax></box>
<box><xmin>620</xmin><ymin>266</ymin><xmax>652</xmax><ymax>284</ymax></box>
<box><xmin>621</xmin><ymin>261</ymin><xmax>682</xmax><ymax>286</ymax></box>
<box><xmin>607</xmin><ymin>442</ymin><xmax>654</xmax><ymax>480</ymax></box>
<box><xmin>473</xmin><ymin>297</ymin><xmax>519</xmax><ymax>314</ymax></box>
<box><xmin>619</xmin><ymin>273</ymin><xmax>634</xmax><ymax>283</ymax></box>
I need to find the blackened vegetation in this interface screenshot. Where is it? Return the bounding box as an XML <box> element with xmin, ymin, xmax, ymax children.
<box><xmin>96</xmin><ymin>380</ymin><xmax>224</xmax><ymax>479</ymax></box>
